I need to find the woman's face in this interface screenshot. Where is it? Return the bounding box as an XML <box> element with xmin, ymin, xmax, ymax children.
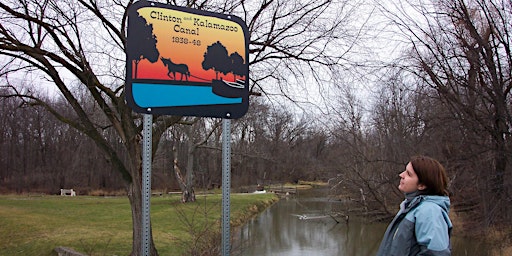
<box><xmin>398</xmin><ymin>162</ymin><xmax>424</xmax><ymax>193</ymax></box>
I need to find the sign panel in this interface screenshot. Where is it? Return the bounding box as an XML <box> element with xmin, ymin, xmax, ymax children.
<box><xmin>126</xmin><ymin>1</ymin><xmax>249</xmax><ymax>118</ymax></box>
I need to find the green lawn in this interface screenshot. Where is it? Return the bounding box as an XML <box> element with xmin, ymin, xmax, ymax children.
<box><xmin>0</xmin><ymin>193</ymin><xmax>278</xmax><ymax>256</ymax></box>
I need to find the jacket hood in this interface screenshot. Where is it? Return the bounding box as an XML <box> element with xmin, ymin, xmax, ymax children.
<box><xmin>422</xmin><ymin>195</ymin><xmax>450</xmax><ymax>213</ymax></box>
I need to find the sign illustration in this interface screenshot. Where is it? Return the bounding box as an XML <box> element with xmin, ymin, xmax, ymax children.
<box><xmin>125</xmin><ymin>1</ymin><xmax>249</xmax><ymax>118</ymax></box>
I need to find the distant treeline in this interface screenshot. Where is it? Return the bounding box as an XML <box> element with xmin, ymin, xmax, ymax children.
<box><xmin>1</xmin><ymin>89</ymin><xmax>511</xmax><ymax>230</ymax></box>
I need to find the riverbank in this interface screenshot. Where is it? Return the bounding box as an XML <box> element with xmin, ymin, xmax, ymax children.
<box><xmin>449</xmin><ymin>210</ymin><xmax>512</xmax><ymax>256</ymax></box>
<box><xmin>0</xmin><ymin>192</ymin><xmax>278</xmax><ymax>255</ymax></box>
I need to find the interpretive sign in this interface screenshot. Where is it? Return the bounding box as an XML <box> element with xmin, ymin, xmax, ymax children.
<box><xmin>126</xmin><ymin>1</ymin><xmax>249</xmax><ymax>118</ymax></box>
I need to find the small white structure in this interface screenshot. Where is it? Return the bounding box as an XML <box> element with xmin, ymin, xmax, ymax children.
<box><xmin>60</xmin><ymin>189</ymin><xmax>76</xmax><ymax>196</ymax></box>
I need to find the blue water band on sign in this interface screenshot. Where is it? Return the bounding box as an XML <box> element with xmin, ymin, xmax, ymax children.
<box><xmin>132</xmin><ymin>83</ymin><xmax>242</xmax><ymax>107</ymax></box>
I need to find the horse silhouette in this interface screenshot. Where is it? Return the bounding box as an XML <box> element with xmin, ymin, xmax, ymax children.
<box><xmin>160</xmin><ymin>57</ymin><xmax>190</xmax><ymax>81</ymax></box>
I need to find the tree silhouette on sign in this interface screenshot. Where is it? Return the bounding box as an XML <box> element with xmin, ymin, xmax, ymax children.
<box><xmin>128</xmin><ymin>14</ymin><xmax>159</xmax><ymax>79</ymax></box>
<box><xmin>230</xmin><ymin>52</ymin><xmax>245</xmax><ymax>80</ymax></box>
<box><xmin>202</xmin><ymin>41</ymin><xmax>231</xmax><ymax>80</ymax></box>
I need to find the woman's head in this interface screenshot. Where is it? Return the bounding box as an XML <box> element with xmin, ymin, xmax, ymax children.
<box><xmin>398</xmin><ymin>155</ymin><xmax>449</xmax><ymax>196</ymax></box>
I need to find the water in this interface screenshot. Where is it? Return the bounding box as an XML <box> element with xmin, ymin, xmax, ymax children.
<box><xmin>235</xmin><ymin>189</ymin><xmax>490</xmax><ymax>256</ymax></box>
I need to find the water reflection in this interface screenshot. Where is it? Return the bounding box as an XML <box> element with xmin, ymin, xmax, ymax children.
<box><xmin>235</xmin><ymin>189</ymin><xmax>490</xmax><ymax>256</ymax></box>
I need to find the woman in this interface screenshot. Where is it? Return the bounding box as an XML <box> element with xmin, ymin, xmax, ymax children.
<box><xmin>376</xmin><ymin>155</ymin><xmax>453</xmax><ymax>256</ymax></box>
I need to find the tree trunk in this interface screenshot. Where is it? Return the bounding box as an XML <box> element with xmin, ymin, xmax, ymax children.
<box><xmin>173</xmin><ymin>144</ymin><xmax>196</xmax><ymax>203</ymax></box>
<box><xmin>182</xmin><ymin>186</ymin><xmax>196</xmax><ymax>203</ymax></box>
<box><xmin>184</xmin><ymin>148</ymin><xmax>196</xmax><ymax>203</ymax></box>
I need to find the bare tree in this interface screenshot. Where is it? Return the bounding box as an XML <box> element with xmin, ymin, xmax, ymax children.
<box><xmin>171</xmin><ymin>117</ymin><xmax>221</xmax><ymax>202</ymax></box>
<box><xmin>0</xmin><ymin>2</ymin><xmax>179</xmax><ymax>255</ymax></box>
<box><xmin>378</xmin><ymin>0</ymin><xmax>512</xmax><ymax>225</ymax></box>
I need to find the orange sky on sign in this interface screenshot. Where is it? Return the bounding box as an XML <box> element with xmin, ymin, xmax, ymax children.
<box><xmin>134</xmin><ymin>7</ymin><xmax>246</xmax><ymax>83</ymax></box>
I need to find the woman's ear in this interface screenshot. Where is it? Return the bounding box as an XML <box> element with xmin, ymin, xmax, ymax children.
<box><xmin>417</xmin><ymin>183</ymin><xmax>427</xmax><ymax>191</ymax></box>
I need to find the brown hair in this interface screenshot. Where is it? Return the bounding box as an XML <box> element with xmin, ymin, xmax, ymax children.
<box><xmin>410</xmin><ymin>155</ymin><xmax>449</xmax><ymax>196</ymax></box>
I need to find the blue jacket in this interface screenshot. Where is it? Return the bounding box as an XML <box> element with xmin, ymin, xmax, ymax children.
<box><xmin>376</xmin><ymin>194</ymin><xmax>452</xmax><ymax>256</ymax></box>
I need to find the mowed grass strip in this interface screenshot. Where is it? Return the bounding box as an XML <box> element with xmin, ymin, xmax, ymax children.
<box><xmin>0</xmin><ymin>193</ymin><xmax>278</xmax><ymax>256</ymax></box>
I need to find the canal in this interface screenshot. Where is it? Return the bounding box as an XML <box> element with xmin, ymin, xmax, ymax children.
<box><xmin>235</xmin><ymin>188</ymin><xmax>490</xmax><ymax>255</ymax></box>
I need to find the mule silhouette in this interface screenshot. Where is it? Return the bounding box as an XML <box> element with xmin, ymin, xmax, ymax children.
<box><xmin>161</xmin><ymin>57</ymin><xmax>190</xmax><ymax>81</ymax></box>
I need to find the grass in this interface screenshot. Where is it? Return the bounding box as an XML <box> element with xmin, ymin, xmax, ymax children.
<box><xmin>0</xmin><ymin>192</ymin><xmax>278</xmax><ymax>256</ymax></box>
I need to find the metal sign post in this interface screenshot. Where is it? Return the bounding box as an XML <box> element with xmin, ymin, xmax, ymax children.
<box><xmin>221</xmin><ymin>118</ymin><xmax>231</xmax><ymax>256</ymax></box>
<box><xmin>142</xmin><ymin>113</ymin><xmax>152</xmax><ymax>256</ymax></box>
